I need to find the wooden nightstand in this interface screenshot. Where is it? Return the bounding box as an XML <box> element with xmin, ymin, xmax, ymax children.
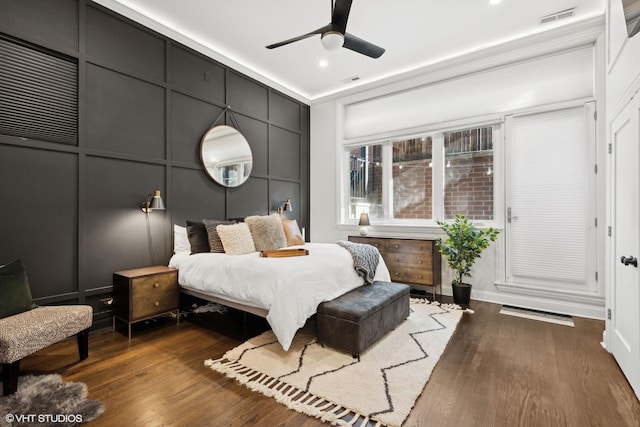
<box><xmin>112</xmin><ymin>266</ymin><xmax>179</xmax><ymax>339</ymax></box>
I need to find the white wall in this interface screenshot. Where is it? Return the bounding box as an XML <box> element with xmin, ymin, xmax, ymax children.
<box><xmin>310</xmin><ymin>19</ymin><xmax>606</xmax><ymax>318</ymax></box>
<box><xmin>310</xmin><ymin>101</ymin><xmax>342</xmax><ymax>243</ymax></box>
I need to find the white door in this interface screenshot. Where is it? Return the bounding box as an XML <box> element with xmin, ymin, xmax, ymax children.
<box><xmin>505</xmin><ymin>104</ymin><xmax>597</xmax><ymax>295</ymax></box>
<box><xmin>610</xmin><ymin>96</ymin><xmax>640</xmax><ymax>399</ymax></box>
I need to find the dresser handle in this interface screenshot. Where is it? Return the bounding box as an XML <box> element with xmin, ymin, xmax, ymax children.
<box><xmin>418</xmin><ymin>274</ymin><xmax>423</xmax><ymax>279</ymax></box>
<box><xmin>153</xmin><ymin>283</ymin><xmax>160</xmax><ymax>288</ymax></box>
<box><xmin>394</xmin><ymin>244</ymin><xmax>399</xmax><ymax>249</ymax></box>
<box><xmin>154</xmin><ymin>301</ymin><xmax>159</xmax><ymax>306</ymax></box>
<box><xmin>395</xmin><ymin>272</ymin><xmax>399</xmax><ymax>276</ymax></box>
<box><xmin>419</xmin><ymin>260</ymin><xmax>423</xmax><ymax>264</ymax></box>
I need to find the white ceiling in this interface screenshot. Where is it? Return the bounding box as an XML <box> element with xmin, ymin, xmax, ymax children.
<box><xmin>96</xmin><ymin>0</ymin><xmax>605</xmax><ymax>104</ymax></box>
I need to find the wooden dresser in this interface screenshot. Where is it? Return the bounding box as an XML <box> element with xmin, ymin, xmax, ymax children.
<box><xmin>348</xmin><ymin>236</ymin><xmax>442</xmax><ymax>301</ymax></box>
<box><xmin>113</xmin><ymin>265</ymin><xmax>179</xmax><ymax>338</ymax></box>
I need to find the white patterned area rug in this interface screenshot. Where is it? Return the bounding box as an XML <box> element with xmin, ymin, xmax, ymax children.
<box><xmin>205</xmin><ymin>299</ymin><xmax>464</xmax><ymax>427</ymax></box>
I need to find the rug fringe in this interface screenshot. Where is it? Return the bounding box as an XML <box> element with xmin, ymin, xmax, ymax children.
<box><xmin>206</xmin><ymin>358</ymin><xmax>390</xmax><ymax>426</ymax></box>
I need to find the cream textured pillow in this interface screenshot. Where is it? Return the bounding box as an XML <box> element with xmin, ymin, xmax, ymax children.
<box><xmin>216</xmin><ymin>222</ymin><xmax>256</xmax><ymax>255</ymax></box>
<box><xmin>282</xmin><ymin>219</ymin><xmax>304</xmax><ymax>246</ymax></box>
<box><xmin>245</xmin><ymin>213</ymin><xmax>287</xmax><ymax>251</ymax></box>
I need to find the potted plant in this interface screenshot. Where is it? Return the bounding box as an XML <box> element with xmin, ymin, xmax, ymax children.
<box><xmin>435</xmin><ymin>214</ymin><xmax>499</xmax><ymax>307</ymax></box>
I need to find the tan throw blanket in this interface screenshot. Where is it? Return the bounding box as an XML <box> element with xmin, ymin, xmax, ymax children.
<box><xmin>336</xmin><ymin>240</ymin><xmax>379</xmax><ymax>284</ymax></box>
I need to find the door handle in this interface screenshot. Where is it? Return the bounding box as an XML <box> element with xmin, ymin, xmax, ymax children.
<box><xmin>620</xmin><ymin>255</ymin><xmax>638</xmax><ymax>267</ymax></box>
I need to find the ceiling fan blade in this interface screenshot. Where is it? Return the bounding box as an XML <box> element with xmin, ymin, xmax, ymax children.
<box><xmin>343</xmin><ymin>33</ymin><xmax>385</xmax><ymax>58</ymax></box>
<box><xmin>266</xmin><ymin>25</ymin><xmax>331</xmax><ymax>49</ymax></box>
<box><xmin>331</xmin><ymin>0</ymin><xmax>353</xmax><ymax>34</ymax></box>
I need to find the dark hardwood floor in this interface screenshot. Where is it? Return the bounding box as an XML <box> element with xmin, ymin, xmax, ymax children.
<box><xmin>5</xmin><ymin>300</ymin><xmax>640</xmax><ymax>426</ymax></box>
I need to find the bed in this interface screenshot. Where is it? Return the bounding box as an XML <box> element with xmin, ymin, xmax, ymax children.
<box><xmin>169</xmin><ymin>242</ymin><xmax>391</xmax><ymax>351</ymax></box>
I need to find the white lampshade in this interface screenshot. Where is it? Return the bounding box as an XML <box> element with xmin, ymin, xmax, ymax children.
<box><xmin>321</xmin><ymin>31</ymin><xmax>344</xmax><ymax>51</ymax></box>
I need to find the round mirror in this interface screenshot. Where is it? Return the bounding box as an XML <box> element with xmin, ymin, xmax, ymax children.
<box><xmin>200</xmin><ymin>125</ymin><xmax>253</xmax><ymax>187</ymax></box>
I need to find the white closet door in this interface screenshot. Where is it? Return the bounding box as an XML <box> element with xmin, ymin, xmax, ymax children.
<box><xmin>505</xmin><ymin>104</ymin><xmax>597</xmax><ymax>294</ymax></box>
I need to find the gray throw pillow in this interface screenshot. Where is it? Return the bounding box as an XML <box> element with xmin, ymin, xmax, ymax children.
<box><xmin>0</xmin><ymin>259</ymin><xmax>37</xmax><ymax>319</ymax></box>
<box><xmin>203</xmin><ymin>219</ymin><xmax>233</xmax><ymax>253</ymax></box>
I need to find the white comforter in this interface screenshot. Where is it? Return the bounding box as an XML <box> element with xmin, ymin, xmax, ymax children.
<box><xmin>169</xmin><ymin>242</ymin><xmax>390</xmax><ymax>351</ymax></box>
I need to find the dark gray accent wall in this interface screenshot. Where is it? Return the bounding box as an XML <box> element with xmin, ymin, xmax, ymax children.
<box><xmin>0</xmin><ymin>0</ymin><xmax>310</xmax><ymax>329</ymax></box>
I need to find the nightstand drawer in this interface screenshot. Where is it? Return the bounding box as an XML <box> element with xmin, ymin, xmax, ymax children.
<box><xmin>131</xmin><ymin>290</ymin><xmax>178</xmax><ymax>321</ymax></box>
<box><xmin>131</xmin><ymin>272</ymin><xmax>178</xmax><ymax>298</ymax></box>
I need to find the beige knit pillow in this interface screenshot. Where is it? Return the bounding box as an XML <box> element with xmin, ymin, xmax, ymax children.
<box><xmin>216</xmin><ymin>223</ymin><xmax>256</xmax><ymax>255</ymax></box>
<box><xmin>245</xmin><ymin>213</ymin><xmax>287</xmax><ymax>251</ymax></box>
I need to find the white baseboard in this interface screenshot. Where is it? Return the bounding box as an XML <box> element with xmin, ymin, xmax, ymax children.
<box><xmin>471</xmin><ymin>288</ymin><xmax>605</xmax><ymax>320</ymax></box>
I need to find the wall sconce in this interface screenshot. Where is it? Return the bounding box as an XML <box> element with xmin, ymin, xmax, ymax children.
<box><xmin>141</xmin><ymin>190</ymin><xmax>165</xmax><ymax>213</ymax></box>
<box><xmin>359</xmin><ymin>213</ymin><xmax>370</xmax><ymax>236</ymax></box>
<box><xmin>277</xmin><ymin>198</ymin><xmax>292</xmax><ymax>214</ymax></box>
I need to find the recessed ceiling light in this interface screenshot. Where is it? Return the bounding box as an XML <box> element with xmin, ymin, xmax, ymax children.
<box><xmin>319</xmin><ymin>59</ymin><xmax>328</xmax><ymax>68</ymax></box>
<box><xmin>490</xmin><ymin>0</ymin><xmax>502</xmax><ymax>5</ymax></box>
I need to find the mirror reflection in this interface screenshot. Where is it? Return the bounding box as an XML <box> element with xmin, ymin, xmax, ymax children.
<box><xmin>200</xmin><ymin>125</ymin><xmax>253</xmax><ymax>187</ymax></box>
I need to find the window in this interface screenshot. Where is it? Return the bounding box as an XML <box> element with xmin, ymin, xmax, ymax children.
<box><xmin>345</xmin><ymin>125</ymin><xmax>496</xmax><ymax>223</ymax></box>
<box><xmin>444</xmin><ymin>127</ymin><xmax>494</xmax><ymax>220</ymax></box>
<box><xmin>393</xmin><ymin>137</ymin><xmax>433</xmax><ymax>219</ymax></box>
<box><xmin>349</xmin><ymin>144</ymin><xmax>382</xmax><ymax>219</ymax></box>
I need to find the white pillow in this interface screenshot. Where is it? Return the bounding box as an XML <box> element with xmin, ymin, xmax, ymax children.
<box><xmin>216</xmin><ymin>222</ymin><xmax>256</xmax><ymax>255</ymax></box>
<box><xmin>173</xmin><ymin>224</ymin><xmax>191</xmax><ymax>254</ymax></box>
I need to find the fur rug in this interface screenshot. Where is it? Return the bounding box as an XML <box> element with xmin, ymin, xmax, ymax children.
<box><xmin>206</xmin><ymin>299</ymin><xmax>465</xmax><ymax>427</ymax></box>
<box><xmin>0</xmin><ymin>374</ymin><xmax>104</xmax><ymax>426</ymax></box>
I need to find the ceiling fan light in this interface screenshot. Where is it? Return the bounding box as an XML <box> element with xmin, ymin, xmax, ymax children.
<box><xmin>321</xmin><ymin>31</ymin><xmax>344</xmax><ymax>51</ymax></box>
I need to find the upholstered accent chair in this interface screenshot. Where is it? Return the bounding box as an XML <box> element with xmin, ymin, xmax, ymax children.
<box><xmin>0</xmin><ymin>305</ymin><xmax>93</xmax><ymax>395</ymax></box>
<box><xmin>1</xmin><ymin>259</ymin><xmax>94</xmax><ymax>395</ymax></box>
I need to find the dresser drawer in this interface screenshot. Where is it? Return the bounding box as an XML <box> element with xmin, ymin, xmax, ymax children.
<box><xmin>131</xmin><ymin>271</ymin><xmax>178</xmax><ymax>298</ymax></box>
<box><xmin>384</xmin><ymin>238</ymin><xmax>433</xmax><ymax>255</ymax></box>
<box><xmin>387</xmin><ymin>264</ymin><xmax>433</xmax><ymax>285</ymax></box>
<box><xmin>349</xmin><ymin>236</ymin><xmax>386</xmax><ymax>251</ymax></box>
<box><xmin>382</xmin><ymin>252</ymin><xmax>433</xmax><ymax>269</ymax></box>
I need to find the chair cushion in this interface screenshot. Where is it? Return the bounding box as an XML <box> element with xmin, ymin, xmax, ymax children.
<box><xmin>0</xmin><ymin>305</ymin><xmax>93</xmax><ymax>364</ymax></box>
<box><xmin>0</xmin><ymin>259</ymin><xmax>36</xmax><ymax>319</ymax></box>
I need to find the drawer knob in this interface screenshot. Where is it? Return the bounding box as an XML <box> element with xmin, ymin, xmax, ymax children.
<box><xmin>154</xmin><ymin>301</ymin><xmax>159</xmax><ymax>306</ymax></box>
<box><xmin>419</xmin><ymin>260</ymin><xmax>423</xmax><ymax>264</ymax></box>
<box><xmin>395</xmin><ymin>272</ymin><xmax>399</xmax><ymax>276</ymax></box>
<box><xmin>394</xmin><ymin>244</ymin><xmax>399</xmax><ymax>249</ymax></box>
<box><xmin>154</xmin><ymin>283</ymin><xmax>160</xmax><ymax>288</ymax></box>
<box><xmin>418</xmin><ymin>274</ymin><xmax>423</xmax><ymax>279</ymax></box>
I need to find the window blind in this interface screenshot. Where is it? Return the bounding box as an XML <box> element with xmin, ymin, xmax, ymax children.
<box><xmin>0</xmin><ymin>35</ymin><xmax>78</xmax><ymax>145</ymax></box>
<box><xmin>506</xmin><ymin>106</ymin><xmax>594</xmax><ymax>287</ymax></box>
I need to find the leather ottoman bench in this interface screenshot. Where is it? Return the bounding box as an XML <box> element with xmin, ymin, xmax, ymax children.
<box><xmin>316</xmin><ymin>281</ymin><xmax>410</xmax><ymax>356</ymax></box>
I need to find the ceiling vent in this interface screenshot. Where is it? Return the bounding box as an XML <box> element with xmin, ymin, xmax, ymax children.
<box><xmin>539</xmin><ymin>8</ymin><xmax>575</xmax><ymax>24</ymax></box>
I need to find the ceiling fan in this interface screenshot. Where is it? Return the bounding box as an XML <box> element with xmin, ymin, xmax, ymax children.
<box><xmin>266</xmin><ymin>0</ymin><xmax>385</xmax><ymax>59</ymax></box>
